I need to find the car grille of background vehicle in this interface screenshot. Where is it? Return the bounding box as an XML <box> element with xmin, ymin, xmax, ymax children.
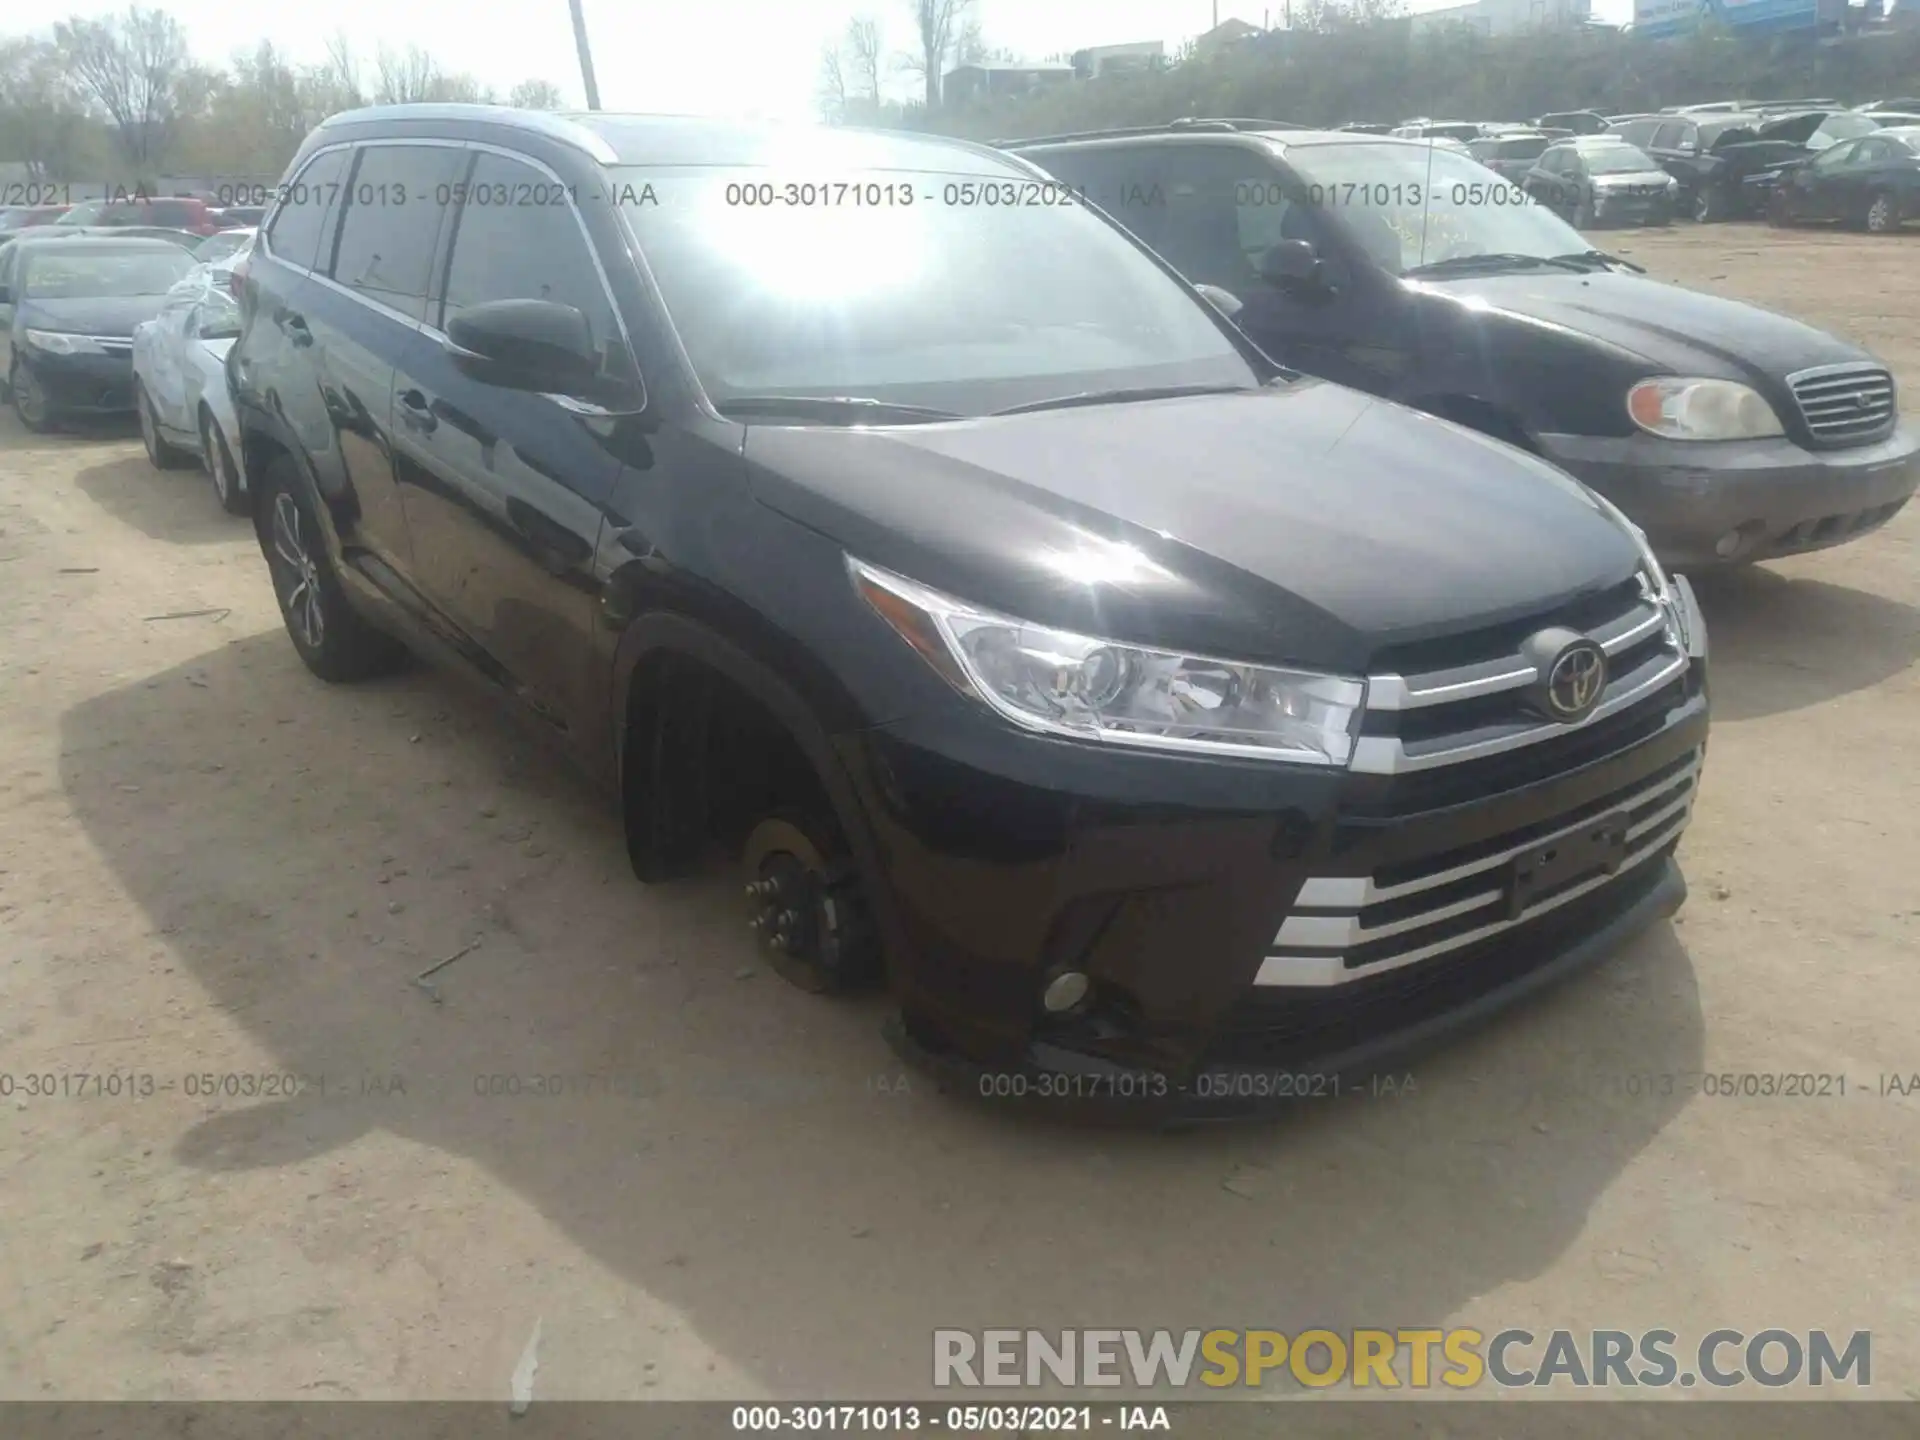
<box><xmin>1788</xmin><ymin>362</ymin><xmax>1896</xmax><ymax>444</ymax></box>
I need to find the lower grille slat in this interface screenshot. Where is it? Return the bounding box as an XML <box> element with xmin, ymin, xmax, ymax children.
<box><xmin>1259</xmin><ymin>746</ymin><xmax>1701</xmax><ymax>988</ymax></box>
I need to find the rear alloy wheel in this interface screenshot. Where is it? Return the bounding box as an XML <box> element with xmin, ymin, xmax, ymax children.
<box><xmin>741</xmin><ymin>813</ymin><xmax>880</xmax><ymax>995</ymax></box>
<box><xmin>1573</xmin><ymin>194</ymin><xmax>1596</xmax><ymax>229</ymax></box>
<box><xmin>9</xmin><ymin>360</ymin><xmax>55</xmax><ymax>433</ymax></box>
<box><xmin>200</xmin><ymin>410</ymin><xmax>247</xmax><ymax>515</ymax></box>
<box><xmin>1865</xmin><ymin>192</ymin><xmax>1899</xmax><ymax>234</ymax></box>
<box><xmin>261</xmin><ymin>460</ymin><xmax>409</xmax><ymax>682</ymax></box>
<box><xmin>1692</xmin><ymin>187</ymin><xmax>1720</xmax><ymax>223</ymax></box>
<box><xmin>138</xmin><ymin>383</ymin><xmax>192</xmax><ymax>469</ymax></box>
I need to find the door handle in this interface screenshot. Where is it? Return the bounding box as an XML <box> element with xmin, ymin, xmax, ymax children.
<box><xmin>283</xmin><ymin>312</ymin><xmax>312</xmax><ymax>347</ymax></box>
<box><xmin>398</xmin><ymin>388</ymin><xmax>438</xmax><ymax>433</ymax></box>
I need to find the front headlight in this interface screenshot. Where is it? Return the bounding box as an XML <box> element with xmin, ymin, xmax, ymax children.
<box><xmin>22</xmin><ymin>329</ymin><xmax>109</xmax><ymax>356</ymax></box>
<box><xmin>848</xmin><ymin>558</ymin><xmax>1366</xmax><ymax>766</ymax></box>
<box><xmin>1626</xmin><ymin>376</ymin><xmax>1784</xmax><ymax>441</ymax></box>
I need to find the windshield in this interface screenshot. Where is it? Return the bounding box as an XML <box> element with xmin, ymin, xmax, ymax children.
<box><xmin>1499</xmin><ymin>137</ymin><xmax>1551</xmax><ymax>160</ymax></box>
<box><xmin>56</xmin><ymin>200</ymin><xmax>106</xmax><ymax>225</ymax></box>
<box><xmin>20</xmin><ymin>248</ymin><xmax>197</xmax><ymax>299</ymax></box>
<box><xmin>1809</xmin><ymin>113</ymin><xmax>1878</xmax><ymax>149</ymax></box>
<box><xmin>1279</xmin><ymin>142</ymin><xmax>1586</xmax><ymax>276</ymax></box>
<box><xmin>611</xmin><ymin>162</ymin><xmax>1258</xmax><ymax>413</ymax></box>
<box><xmin>1583</xmin><ymin>144</ymin><xmax>1660</xmax><ymax>173</ymax></box>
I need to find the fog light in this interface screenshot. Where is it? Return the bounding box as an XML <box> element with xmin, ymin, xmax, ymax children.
<box><xmin>1714</xmin><ymin>529</ymin><xmax>1743</xmax><ymax>558</ymax></box>
<box><xmin>1041</xmin><ymin>971</ymin><xmax>1091</xmax><ymax>1014</ymax></box>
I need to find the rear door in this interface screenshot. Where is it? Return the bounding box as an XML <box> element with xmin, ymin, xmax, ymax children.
<box><xmin>140</xmin><ymin>275</ymin><xmax>203</xmax><ymax>430</ymax></box>
<box><xmin>1799</xmin><ymin>140</ymin><xmax>1864</xmax><ymax>220</ymax></box>
<box><xmin>389</xmin><ymin>147</ymin><xmax>643</xmax><ymax>735</ymax></box>
<box><xmin>297</xmin><ymin>140</ymin><xmax>466</xmax><ymax>582</ymax></box>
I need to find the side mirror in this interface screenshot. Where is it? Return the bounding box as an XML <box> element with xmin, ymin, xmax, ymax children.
<box><xmin>444</xmin><ymin>298</ymin><xmax>600</xmax><ymax>395</ymax></box>
<box><xmin>1192</xmin><ymin>283</ymin><xmax>1243</xmax><ymax>318</ymax></box>
<box><xmin>1260</xmin><ymin>239</ymin><xmax>1325</xmax><ymax>291</ymax></box>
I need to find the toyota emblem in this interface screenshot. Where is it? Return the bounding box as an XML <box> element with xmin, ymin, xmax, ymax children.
<box><xmin>1544</xmin><ymin>641</ymin><xmax>1608</xmax><ymax>722</ymax></box>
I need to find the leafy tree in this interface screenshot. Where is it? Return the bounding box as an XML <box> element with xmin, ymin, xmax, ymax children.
<box><xmin>508</xmin><ymin>78</ymin><xmax>564</xmax><ymax>108</ymax></box>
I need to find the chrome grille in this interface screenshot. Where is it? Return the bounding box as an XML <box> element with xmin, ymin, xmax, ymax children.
<box><xmin>92</xmin><ymin>338</ymin><xmax>134</xmax><ymax>355</ymax></box>
<box><xmin>1788</xmin><ymin>362</ymin><xmax>1895</xmax><ymax>444</ymax></box>
<box><xmin>1257</xmin><ymin>748</ymin><xmax>1701</xmax><ymax>987</ymax></box>
<box><xmin>1353</xmin><ymin>577</ymin><xmax>1685</xmax><ymax>776</ymax></box>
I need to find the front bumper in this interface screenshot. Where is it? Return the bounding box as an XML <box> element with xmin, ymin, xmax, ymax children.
<box><xmin>845</xmin><ymin>580</ymin><xmax>1711</xmax><ymax>1122</ymax></box>
<box><xmin>1536</xmin><ymin>425</ymin><xmax>1920</xmax><ymax>569</ymax></box>
<box><xmin>1590</xmin><ymin>189</ymin><xmax>1673</xmax><ymax>226</ymax></box>
<box><xmin>15</xmin><ymin>347</ymin><xmax>137</xmax><ymax>415</ymax></box>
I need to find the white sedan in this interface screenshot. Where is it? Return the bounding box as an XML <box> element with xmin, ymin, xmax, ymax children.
<box><xmin>131</xmin><ymin>263</ymin><xmax>247</xmax><ymax>514</ymax></box>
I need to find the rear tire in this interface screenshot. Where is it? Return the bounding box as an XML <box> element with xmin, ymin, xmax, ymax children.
<box><xmin>260</xmin><ymin>458</ymin><xmax>409</xmax><ymax>683</ymax></box>
<box><xmin>200</xmin><ymin>409</ymin><xmax>247</xmax><ymax>515</ymax></box>
<box><xmin>1692</xmin><ymin>186</ymin><xmax>1721</xmax><ymax>223</ymax></box>
<box><xmin>138</xmin><ymin>383</ymin><xmax>192</xmax><ymax>468</ymax></box>
<box><xmin>1865</xmin><ymin>191</ymin><xmax>1899</xmax><ymax>234</ymax></box>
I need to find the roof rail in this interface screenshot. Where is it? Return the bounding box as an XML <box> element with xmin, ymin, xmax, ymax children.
<box><xmin>996</xmin><ymin>116</ymin><xmax>1302</xmax><ymax>147</ymax></box>
<box><xmin>317</xmin><ymin>103</ymin><xmax>620</xmax><ymax>164</ymax></box>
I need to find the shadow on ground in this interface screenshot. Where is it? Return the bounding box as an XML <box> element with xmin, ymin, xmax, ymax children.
<box><xmin>73</xmin><ymin>445</ymin><xmax>244</xmax><ymax>547</ymax></box>
<box><xmin>1691</xmin><ymin>563</ymin><xmax>1919</xmax><ymax>723</ymax></box>
<box><xmin>58</xmin><ymin>626</ymin><xmax>1709</xmax><ymax>1396</ymax></box>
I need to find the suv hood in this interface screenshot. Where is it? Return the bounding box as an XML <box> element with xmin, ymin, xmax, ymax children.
<box><xmin>1423</xmin><ymin>269</ymin><xmax>1868</xmax><ymax>380</ymax></box>
<box><xmin>743</xmin><ymin>381</ymin><xmax>1641</xmax><ymax>674</ymax></box>
<box><xmin>18</xmin><ymin>294</ymin><xmax>170</xmax><ymax>337</ymax></box>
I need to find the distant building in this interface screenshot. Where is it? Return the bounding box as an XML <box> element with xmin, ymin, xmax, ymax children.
<box><xmin>942</xmin><ymin>62</ymin><xmax>1076</xmax><ymax>105</ymax></box>
<box><xmin>1192</xmin><ymin>17</ymin><xmax>1265</xmax><ymax>55</ymax></box>
<box><xmin>1411</xmin><ymin>0</ymin><xmax>1592</xmax><ymax>34</ymax></box>
<box><xmin>1069</xmin><ymin>40</ymin><xmax>1168</xmax><ymax>78</ymax></box>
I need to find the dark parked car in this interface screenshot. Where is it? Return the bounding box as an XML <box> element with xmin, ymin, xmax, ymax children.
<box><xmin>1521</xmin><ymin>137</ymin><xmax>1676</xmax><ymax>227</ymax></box>
<box><xmin>228</xmin><ymin>104</ymin><xmax>1714</xmax><ymax>1115</ymax></box>
<box><xmin>1609</xmin><ymin>113</ymin><xmax>1777</xmax><ymax>219</ymax></box>
<box><xmin>1766</xmin><ymin>128</ymin><xmax>1920</xmax><ymax>233</ymax></box>
<box><xmin>1675</xmin><ymin>110</ymin><xmax>1881</xmax><ymax>221</ymax></box>
<box><xmin>1010</xmin><ymin>124</ymin><xmax>1919</xmax><ymax>569</ymax></box>
<box><xmin>1468</xmin><ymin>131</ymin><xmax>1555</xmax><ymax>182</ymax></box>
<box><xmin>0</xmin><ymin>235</ymin><xmax>197</xmax><ymax>430</ymax></box>
<box><xmin>1534</xmin><ymin>111</ymin><xmax>1610</xmax><ymax>136</ymax></box>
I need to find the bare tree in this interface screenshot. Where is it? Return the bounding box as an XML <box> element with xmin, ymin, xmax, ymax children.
<box><xmin>846</xmin><ymin>16</ymin><xmax>884</xmax><ymax>107</ymax></box>
<box><xmin>373</xmin><ymin>45</ymin><xmax>437</xmax><ymax>104</ymax></box>
<box><xmin>54</xmin><ymin>6</ymin><xmax>194</xmax><ymax>173</ymax></box>
<box><xmin>818</xmin><ymin>41</ymin><xmax>850</xmax><ymax>120</ymax></box>
<box><xmin>0</xmin><ymin>37</ymin><xmax>95</xmax><ymax>179</ymax></box>
<box><xmin>315</xmin><ymin>33</ymin><xmax>364</xmax><ymax>111</ymax></box>
<box><xmin>901</xmin><ymin>0</ymin><xmax>974</xmax><ymax>111</ymax></box>
<box><xmin>508</xmin><ymin>78</ymin><xmax>565</xmax><ymax>109</ymax></box>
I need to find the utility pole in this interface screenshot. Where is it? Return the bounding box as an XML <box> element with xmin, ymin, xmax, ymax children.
<box><xmin>569</xmin><ymin>0</ymin><xmax>603</xmax><ymax>109</ymax></box>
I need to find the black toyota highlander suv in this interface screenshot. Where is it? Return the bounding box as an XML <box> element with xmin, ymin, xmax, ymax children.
<box><xmin>229</xmin><ymin>105</ymin><xmax>1710</xmax><ymax>1118</ymax></box>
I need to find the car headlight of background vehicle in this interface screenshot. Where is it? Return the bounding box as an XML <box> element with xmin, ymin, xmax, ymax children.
<box><xmin>21</xmin><ymin>329</ymin><xmax>110</xmax><ymax>356</ymax></box>
<box><xmin>849</xmin><ymin>558</ymin><xmax>1366</xmax><ymax>766</ymax></box>
<box><xmin>1626</xmin><ymin>376</ymin><xmax>1784</xmax><ymax>441</ymax></box>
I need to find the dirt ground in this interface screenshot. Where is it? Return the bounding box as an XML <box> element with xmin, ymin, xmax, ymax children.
<box><xmin>0</xmin><ymin>221</ymin><xmax>1916</xmax><ymax>1415</ymax></box>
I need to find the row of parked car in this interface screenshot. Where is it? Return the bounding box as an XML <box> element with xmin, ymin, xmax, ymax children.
<box><xmin>0</xmin><ymin>103</ymin><xmax>1912</xmax><ymax>1113</ymax></box>
<box><xmin>1349</xmin><ymin>99</ymin><xmax>1920</xmax><ymax>230</ymax></box>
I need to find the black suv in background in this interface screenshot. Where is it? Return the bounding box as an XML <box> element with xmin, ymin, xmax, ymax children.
<box><xmin>231</xmin><ymin>104</ymin><xmax>1712</xmax><ymax>1116</ymax></box>
<box><xmin>1011</xmin><ymin>122</ymin><xmax>1919</xmax><ymax>569</ymax></box>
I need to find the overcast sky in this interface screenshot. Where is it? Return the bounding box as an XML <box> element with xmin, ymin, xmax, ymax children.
<box><xmin>38</xmin><ymin>0</ymin><xmax>1637</xmax><ymax>123</ymax></box>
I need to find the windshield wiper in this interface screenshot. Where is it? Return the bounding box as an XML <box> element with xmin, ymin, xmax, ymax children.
<box><xmin>1549</xmin><ymin>248</ymin><xmax>1646</xmax><ymax>274</ymax></box>
<box><xmin>991</xmin><ymin>383</ymin><xmax>1256</xmax><ymax>417</ymax></box>
<box><xmin>1405</xmin><ymin>252</ymin><xmax>1596</xmax><ymax>277</ymax></box>
<box><xmin>713</xmin><ymin>394</ymin><xmax>963</xmax><ymax>425</ymax></box>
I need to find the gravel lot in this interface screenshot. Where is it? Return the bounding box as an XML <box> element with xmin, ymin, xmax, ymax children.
<box><xmin>0</xmin><ymin>221</ymin><xmax>1916</xmax><ymax>1416</ymax></box>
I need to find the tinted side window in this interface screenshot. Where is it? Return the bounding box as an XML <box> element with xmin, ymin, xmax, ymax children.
<box><xmin>439</xmin><ymin>152</ymin><xmax>631</xmax><ymax>380</ymax></box>
<box><xmin>330</xmin><ymin>144</ymin><xmax>465</xmax><ymax>321</ymax></box>
<box><xmin>1026</xmin><ymin>147</ymin><xmax>1169</xmax><ymax>246</ymax></box>
<box><xmin>1152</xmin><ymin>145</ymin><xmax>1286</xmax><ymax>293</ymax></box>
<box><xmin>1649</xmin><ymin>122</ymin><xmax>1685</xmax><ymax>150</ymax></box>
<box><xmin>266</xmin><ymin>148</ymin><xmax>349</xmax><ymax>269</ymax></box>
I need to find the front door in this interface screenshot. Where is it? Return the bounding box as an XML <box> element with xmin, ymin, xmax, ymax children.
<box><xmin>390</xmin><ymin>148</ymin><xmax>644</xmax><ymax>736</ymax></box>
